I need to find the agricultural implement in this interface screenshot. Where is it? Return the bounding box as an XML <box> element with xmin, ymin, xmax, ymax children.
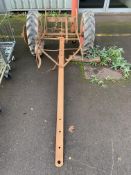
<box><xmin>23</xmin><ymin>0</ymin><xmax>99</xmax><ymax>167</ymax></box>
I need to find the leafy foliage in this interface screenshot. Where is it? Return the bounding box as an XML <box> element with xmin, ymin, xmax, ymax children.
<box><xmin>48</xmin><ymin>11</ymin><xmax>68</xmax><ymax>17</ymax></box>
<box><xmin>86</xmin><ymin>46</ymin><xmax>131</xmax><ymax>78</ymax></box>
<box><xmin>90</xmin><ymin>75</ymin><xmax>105</xmax><ymax>87</ymax></box>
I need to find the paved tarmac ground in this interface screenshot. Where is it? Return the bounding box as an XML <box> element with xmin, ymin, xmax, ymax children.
<box><xmin>0</xmin><ymin>15</ymin><xmax>131</xmax><ymax>175</ymax></box>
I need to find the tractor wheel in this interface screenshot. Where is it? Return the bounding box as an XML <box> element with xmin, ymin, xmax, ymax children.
<box><xmin>26</xmin><ymin>10</ymin><xmax>42</xmax><ymax>55</ymax></box>
<box><xmin>80</xmin><ymin>12</ymin><xmax>95</xmax><ymax>55</ymax></box>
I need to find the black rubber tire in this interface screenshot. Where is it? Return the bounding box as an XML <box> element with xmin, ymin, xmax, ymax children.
<box><xmin>26</xmin><ymin>10</ymin><xmax>41</xmax><ymax>55</ymax></box>
<box><xmin>81</xmin><ymin>12</ymin><xmax>95</xmax><ymax>54</ymax></box>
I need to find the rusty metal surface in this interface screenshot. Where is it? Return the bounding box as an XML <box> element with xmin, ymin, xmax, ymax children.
<box><xmin>55</xmin><ymin>37</ymin><xmax>65</xmax><ymax>167</ymax></box>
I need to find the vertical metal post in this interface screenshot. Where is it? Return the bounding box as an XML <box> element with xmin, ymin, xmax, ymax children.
<box><xmin>71</xmin><ymin>0</ymin><xmax>78</xmax><ymax>32</ymax></box>
<box><xmin>104</xmin><ymin>0</ymin><xmax>110</xmax><ymax>12</ymax></box>
<box><xmin>55</xmin><ymin>37</ymin><xmax>65</xmax><ymax>167</ymax></box>
<box><xmin>71</xmin><ymin>0</ymin><xmax>78</xmax><ymax>17</ymax></box>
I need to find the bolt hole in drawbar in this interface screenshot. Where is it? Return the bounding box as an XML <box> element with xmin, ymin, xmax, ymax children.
<box><xmin>57</xmin><ymin>160</ymin><xmax>61</xmax><ymax>164</ymax></box>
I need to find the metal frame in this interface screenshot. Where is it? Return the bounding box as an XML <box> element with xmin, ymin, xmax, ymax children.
<box><xmin>32</xmin><ymin>9</ymin><xmax>100</xmax><ymax>167</ymax></box>
<box><xmin>107</xmin><ymin>0</ymin><xmax>131</xmax><ymax>13</ymax></box>
<box><xmin>0</xmin><ymin>13</ymin><xmax>16</xmax><ymax>84</ymax></box>
<box><xmin>79</xmin><ymin>0</ymin><xmax>131</xmax><ymax>13</ymax></box>
<box><xmin>0</xmin><ymin>50</ymin><xmax>8</xmax><ymax>84</ymax></box>
<box><xmin>42</xmin><ymin>13</ymin><xmax>81</xmax><ymax>167</ymax></box>
<box><xmin>23</xmin><ymin>0</ymin><xmax>131</xmax><ymax>169</ymax></box>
